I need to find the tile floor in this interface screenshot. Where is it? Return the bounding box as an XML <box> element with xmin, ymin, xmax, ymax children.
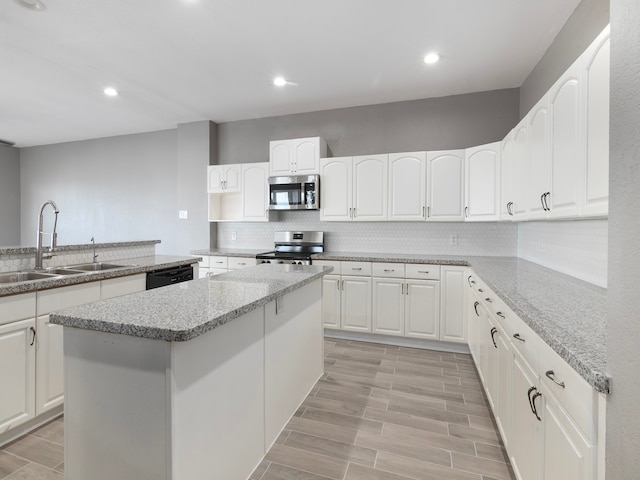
<box><xmin>0</xmin><ymin>338</ymin><xmax>515</xmax><ymax>480</ymax></box>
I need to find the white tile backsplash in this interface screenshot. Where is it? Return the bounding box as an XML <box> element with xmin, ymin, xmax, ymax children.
<box><xmin>217</xmin><ymin>211</ymin><xmax>518</xmax><ymax>256</ymax></box>
<box><xmin>518</xmin><ymin>219</ymin><xmax>608</xmax><ymax>287</ymax></box>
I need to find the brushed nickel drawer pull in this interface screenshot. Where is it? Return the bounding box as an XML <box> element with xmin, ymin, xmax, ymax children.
<box><xmin>352</xmin><ymin>267</ymin><xmax>362</xmax><ymax>271</ymax></box>
<box><xmin>513</xmin><ymin>333</ymin><xmax>525</xmax><ymax>342</ymax></box>
<box><xmin>485</xmin><ymin>297</ymin><xmax>492</xmax><ymax>303</ymax></box>
<box><xmin>418</xmin><ymin>270</ymin><xmax>430</xmax><ymax>274</ymax></box>
<box><xmin>383</xmin><ymin>269</ymin><xmax>395</xmax><ymax>272</ymax></box>
<box><xmin>496</xmin><ymin>311</ymin><xmax>505</xmax><ymax>318</ymax></box>
<box><xmin>545</xmin><ymin>370</ymin><xmax>565</xmax><ymax>388</ymax></box>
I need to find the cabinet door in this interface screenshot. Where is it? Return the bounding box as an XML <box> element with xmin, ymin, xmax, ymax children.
<box><xmin>468</xmin><ymin>292</ymin><xmax>488</xmax><ymax>383</ymax></box>
<box><xmin>549</xmin><ymin>61</ymin><xmax>582</xmax><ymax>218</ymax></box>
<box><xmin>341</xmin><ymin>276</ymin><xmax>371</xmax><ymax>332</ymax></box>
<box><xmin>388</xmin><ymin>152</ymin><xmax>426</xmax><ymax>221</ymax></box>
<box><xmin>404</xmin><ymin>280</ymin><xmax>440</xmax><ymax>340</ymax></box>
<box><xmin>322</xmin><ymin>275</ymin><xmax>342</xmax><ymax>329</ymax></box>
<box><xmin>495</xmin><ymin>324</ymin><xmax>512</xmax><ymax>451</ymax></box>
<box><xmin>207</xmin><ymin>166</ymin><xmax>224</xmax><ymax>192</ymax></box>
<box><xmin>440</xmin><ymin>266</ymin><xmax>467</xmax><ymax>343</ymax></box>
<box><xmin>35</xmin><ymin>315</ymin><xmax>64</xmax><ymax>415</ymax></box>
<box><xmin>353</xmin><ymin>155</ymin><xmax>388</xmax><ymax>221</ymax></box>
<box><xmin>294</xmin><ymin>137</ymin><xmax>323</xmax><ymax>174</ymax></box>
<box><xmin>542</xmin><ymin>391</ymin><xmax>594</xmax><ymax>480</ymax></box>
<box><xmin>427</xmin><ymin>150</ymin><xmax>465</xmax><ymax>221</ymax></box>
<box><xmin>269</xmin><ymin>141</ymin><xmax>293</xmax><ymax>175</ymax></box>
<box><xmin>372</xmin><ymin>278</ymin><xmax>404</xmax><ymax>336</ymax></box>
<box><xmin>319</xmin><ymin>157</ymin><xmax>352</xmax><ymax>221</ymax></box>
<box><xmin>464</xmin><ymin>143</ymin><xmax>501</xmax><ymax>221</ymax></box>
<box><xmin>582</xmin><ymin>26</ymin><xmax>610</xmax><ymax>217</ymax></box>
<box><xmin>510</xmin><ymin>352</ymin><xmax>542</xmax><ymax>480</ymax></box>
<box><xmin>500</xmin><ymin>132</ymin><xmax>515</xmax><ymax>220</ymax></box>
<box><xmin>223</xmin><ymin>165</ymin><xmax>241</xmax><ymax>192</ymax></box>
<box><xmin>527</xmin><ymin>97</ymin><xmax>551</xmax><ymax>219</ymax></box>
<box><xmin>512</xmin><ymin>119</ymin><xmax>530</xmax><ymax>219</ymax></box>
<box><xmin>242</xmin><ymin>163</ymin><xmax>269</xmax><ymax>221</ymax></box>
<box><xmin>0</xmin><ymin>318</ymin><xmax>35</xmax><ymax>431</ymax></box>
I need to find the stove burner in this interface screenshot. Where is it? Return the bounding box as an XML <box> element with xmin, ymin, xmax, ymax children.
<box><xmin>256</xmin><ymin>231</ymin><xmax>323</xmax><ymax>266</ymax></box>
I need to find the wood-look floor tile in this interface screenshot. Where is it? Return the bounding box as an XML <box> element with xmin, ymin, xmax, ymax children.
<box><xmin>344</xmin><ymin>461</ymin><xmax>414</xmax><ymax>480</ymax></box>
<box><xmin>474</xmin><ymin>443</ymin><xmax>510</xmax><ymax>464</ymax></box>
<box><xmin>451</xmin><ymin>452</ymin><xmax>515</xmax><ymax>480</ymax></box>
<box><xmin>284</xmin><ymin>431</ymin><xmax>377</xmax><ymax>467</ymax></box>
<box><xmin>29</xmin><ymin>420</ymin><xmax>63</xmax><ymax>446</ymax></box>
<box><xmin>261</xmin><ymin>462</ymin><xmax>335</xmax><ymax>480</ymax></box>
<box><xmin>301</xmin><ymin>407</ymin><xmax>383</xmax><ymax>434</ymax></box>
<box><xmin>276</xmin><ymin>429</ymin><xmax>292</xmax><ymax>445</ymax></box>
<box><xmin>266</xmin><ymin>444</ymin><xmax>348</xmax><ymax>480</ymax></box>
<box><xmin>326</xmin><ymin>352</ymin><xmax>383</xmax><ymax>366</ymax></box>
<box><xmin>325</xmin><ymin>372</ymin><xmax>392</xmax><ymax>390</ymax></box>
<box><xmin>444</xmin><ymin>383</ymin><xmax>486</xmax><ymax>395</ymax></box>
<box><xmin>388</xmin><ymin>396</ymin><xmax>470</xmax><ymax>425</ymax></box>
<box><xmin>391</xmin><ymin>382</ymin><xmax>466</xmax><ymax>404</ymax></box>
<box><xmin>391</xmin><ymin>368</ymin><xmax>463</xmax><ymax>386</ymax></box>
<box><xmin>380</xmin><ymin>359</ymin><xmax>444</xmax><ymax>375</ymax></box>
<box><xmin>371</xmin><ymin>387</ymin><xmax>447</xmax><ymax>410</ymax></box>
<box><xmin>375</xmin><ymin>372</ymin><xmax>450</xmax><ymax>392</ymax></box>
<box><xmin>363</xmin><ymin>407</ymin><xmax>449</xmax><ymax>436</ymax></box>
<box><xmin>334</xmin><ymin>358</ymin><xmax>395</xmax><ymax>374</ymax></box>
<box><xmin>446</xmin><ymin>400</ymin><xmax>492</xmax><ymax>418</ymax></box>
<box><xmin>375</xmin><ymin>451</ymin><xmax>483</xmax><ymax>480</ymax></box>
<box><xmin>316</xmin><ymin>378</ymin><xmax>373</xmax><ymax>397</ymax></box>
<box><xmin>468</xmin><ymin>415</ymin><xmax>499</xmax><ymax>433</ymax></box>
<box><xmin>448</xmin><ymin>424</ymin><xmax>501</xmax><ymax>447</ymax></box>
<box><xmin>249</xmin><ymin>460</ymin><xmax>270</xmax><ymax>480</ymax></box>
<box><xmin>52</xmin><ymin>462</ymin><xmax>63</xmax><ymax>475</ymax></box>
<box><xmin>3</xmin><ymin>462</ymin><xmax>63</xmax><ymax>480</ymax></box>
<box><xmin>4</xmin><ymin>436</ymin><xmax>63</xmax><ymax>469</ymax></box>
<box><xmin>0</xmin><ymin>451</ymin><xmax>29</xmax><ymax>478</ymax></box>
<box><xmin>382</xmin><ymin>422</ymin><xmax>477</xmax><ymax>456</ymax></box>
<box><xmin>302</xmin><ymin>396</ymin><xmax>366</xmax><ymax>417</ymax></box>
<box><xmin>443</xmin><ymin>368</ymin><xmax>483</xmax><ymax>381</ymax></box>
<box><xmin>464</xmin><ymin>392</ymin><xmax>490</xmax><ymax>406</ymax></box>
<box><xmin>355</xmin><ymin>430</ymin><xmax>452</xmax><ymax>467</ymax></box>
<box><xmin>315</xmin><ymin>388</ymin><xmax>389</xmax><ymax>410</ymax></box>
<box><xmin>325</xmin><ymin>364</ymin><xmax>381</xmax><ymax>379</ymax></box>
<box><xmin>286</xmin><ymin>416</ymin><xmax>360</xmax><ymax>445</ymax></box>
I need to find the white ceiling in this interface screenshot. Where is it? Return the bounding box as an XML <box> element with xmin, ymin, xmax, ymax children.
<box><xmin>1</xmin><ymin>0</ymin><xmax>581</xmax><ymax>148</ymax></box>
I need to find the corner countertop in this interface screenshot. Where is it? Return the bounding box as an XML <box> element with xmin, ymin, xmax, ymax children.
<box><xmin>311</xmin><ymin>251</ymin><xmax>609</xmax><ymax>394</ymax></box>
<box><xmin>50</xmin><ymin>264</ymin><xmax>332</xmax><ymax>342</ymax></box>
<box><xmin>191</xmin><ymin>248</ymin><xmax>270</xmax><ymax>258</ymax></box>
<box><xmin>0</xmin><ymin>255</ymin><xmax>200</xmax><ymax>297</ymax></box>
<box><xmin>0</xmin><ymin>240</ymin><xmax>161</xmax><ymax>256</ymax></box>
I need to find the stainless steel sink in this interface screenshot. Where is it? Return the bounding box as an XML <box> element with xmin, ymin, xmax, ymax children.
<box><xmin>66</xmin><ymin>262</ymin><xmax>132</xmax><ymax>272</ymax></box>
<box><xmin>45</xmin><ymin>267</ymin><xmax>86</xmax><ymax>275</ymax></box>
<box><xmin>0</xmin><ymin>271</ymin><xmax>58</xmax><ymax>284</ymax></box>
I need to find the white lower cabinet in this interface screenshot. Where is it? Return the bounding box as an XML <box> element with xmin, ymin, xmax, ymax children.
<box><xmin>439</xmin><ymin>266</ymin><xmax>467</xmax><ymax>343</ymax></box>
<box><xmin>321</xmin><ymin>274</ymin><xmax>342</xmax><ymax>329</ymax></box>
<box><xmin>404</xmin><ymin>280</ymin><xmax>440</xmax><ymax>339</ymax></box>
<box><xmin>341</xmin><ymin>276</ymin><xmax>372</xmax><ymax>332</ymax></box>
<box><xmin>372</xmin><ymin>278</ymin><xmax>404</xmax><ymax>336</ymax></box>
<box><xmin>35</xmin><ymin>315</ymin><xmax>64</xmax><ymax>415</ymax></box>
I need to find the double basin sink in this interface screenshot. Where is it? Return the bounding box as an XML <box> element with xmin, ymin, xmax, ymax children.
<box><xmin>0</xmin><ymin>263</ymin><xmax>135</xmax><ymax>284</ymax></box>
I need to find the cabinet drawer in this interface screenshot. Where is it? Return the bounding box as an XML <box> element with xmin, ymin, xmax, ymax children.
<box><xmin>313</xmin><ymin>260</ymin><xmax>341</xmax><ymax>273</ymax></box>
<box><xmin>101</xmin><ymin>274</ymin><xmax>146</xmax><ymax>300</ymax></box>
<box><xmin>341</xmin><ymin>261</ymin><xmax>372</xmax><ymax>276</ymax></box>
<box><xmin>509</xmin><ymin>315</ymin><xmax>541</xmax><ymax>374</ymax></box>
<box><xmin>539</xmin><ymin>340</ymin><xmax>596</xmax><ymax>440</ymax></box>
<box><xmin>209</xmin><ymin>256</ymin><xmax>228</xmax><ymax>269</ymax></box>
<box><xmin>372</xmin><ymin>263</ymin><xmax>405</xmax><ymax>278</ymax></box>
<box><xmin>37</xmin><ymin>282</ymin><xmax>101</xmax><ymax>316</ymax></box>
<box><xmin>405</xmin><ymin>264</ymin><xmax>440</xmax><ymax>280</ymax></box>
<box><xmin>0</xmin><ymin>292</ymin><xmax>36</xmax><ymax>325</ymax></box>
<box><xmin>228</xmin><ymin>257</ymin><xmax>255</xmax><ymax>270</ymax></box>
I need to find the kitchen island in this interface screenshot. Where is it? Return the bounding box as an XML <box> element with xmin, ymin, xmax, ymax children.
<box><xmin>50</xmin><ymin>264</ymin><xmax>331</xmax><ymax>480</ymax></box>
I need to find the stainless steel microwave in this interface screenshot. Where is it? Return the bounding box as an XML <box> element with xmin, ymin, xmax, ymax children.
<box><xmin>268</xmin><ymin>175</ymin><xmax>320</xmax><ymax>210</ymax></box>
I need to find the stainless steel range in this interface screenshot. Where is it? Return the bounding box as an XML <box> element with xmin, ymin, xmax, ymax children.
<box><xmin>256</xmin><ymin>231</ymin><xmax>324</xmax><ymax>265</ymax></box>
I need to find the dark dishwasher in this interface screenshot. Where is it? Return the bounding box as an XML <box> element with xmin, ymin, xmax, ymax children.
<box><xmin>146</xmin><ymin>265</ymin><xmax>194</xmax><ymax>290</ymax></box>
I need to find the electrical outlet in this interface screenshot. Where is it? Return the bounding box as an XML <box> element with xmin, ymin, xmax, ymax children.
<box><xmin>231</xmin><ymin>232</ymin><xmax>237</xmax><ymax>241</ymax></box>
<box><xmin>178</xmin><ymin>210</ymin><xmax>188</xmax><ymax>219</ymax></box>
<box><xmin>449</xmin><ymin>234</ymin><xmax>458</xmax><ymax>246</ymax></box>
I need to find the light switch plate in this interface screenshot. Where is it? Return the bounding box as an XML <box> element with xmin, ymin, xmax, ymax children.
<box><xmin>179</xmin><ymin>210</ymin><xmax>188</xmax><ymax>219</ymax></box>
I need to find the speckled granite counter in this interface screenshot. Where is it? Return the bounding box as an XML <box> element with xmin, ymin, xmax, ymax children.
<box><xmin>0</xmin><ymin>239</ymin><xmax>160</xmax><ymax>256</ymax></box>
<box><xmin>50</xmin><ymin>264</ymin><xmax>332</xmax><ymax>342</ymax></box>
<box><xmin>0</xmin><ymin>255</ymin><xmax>199</xmax><ymax>297</ymax></box>
<box><xmin>191</xmin><ymin>247</ymin><xmax>270</xmax><ymax>258</ymax></box>
<box><xmin>313</xmin><ymin>251</ymin><xmax>609</xmax><ymax>393</ymax></box>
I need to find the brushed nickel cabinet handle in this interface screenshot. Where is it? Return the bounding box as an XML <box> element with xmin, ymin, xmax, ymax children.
<box><xmin>30</xmin><ymin>326</ymin><xmax>36</xmax><ymax>346</ymax></box>
<box><xmin>496</xmin><ymin>311</ymin><xmax>505</xmax><ymax>318</ymax></box>
<box><xmin>545</xmin><ymin>370</ymin><xmax>566</xmax><ymax>388</ymax></box>
<box><xmin>473</xmin><ymin>301</ymin><xmax>480</xmax><ymax>316</ymax></box>
<box><xmin>531</xmin><ymin>391</ymin><xmax>542</xmax><ymax>421</ymax></box>
<box><xmin>485</xmin><ymin>297</ymin><xmax>492</xmax><ymax>303</ymax></box>
<box><xmin>352</xmin><ymin>267</ymin><xmax>362</xmax><ymax>271</ymax></box>
<box><xmin>418</xmin><ymin>270</ymin><xmax>430</xmax><ymax>274</ymax></box>
<box><xmin>383</xmin><ymin>269</ymin><xmax>395</xmax><ymax>272</ymax></box>
<box><xmin>490</xmin><ymin>327</ymin><xmax>498</xmax><ymax>348</ymax></box>
<box><xmin>513</xmin><ymin>333</ymin><xmax>525</xmax><ymax>342</ymax></box>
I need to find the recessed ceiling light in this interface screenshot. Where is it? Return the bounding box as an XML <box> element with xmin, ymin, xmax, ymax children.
<box><xmin>273</xmin><ymin>77</ymin><xmax>287</xmax><ymax>87</ymax></box>
<box><xmin>424</xmin><ymin>53</ymin><xmax>440</xmax><ymax>64</ymax></box>
<box><xmin>14</xmin><ymin>0</ymin><xmax>45</xmax><ymax>11</ymax></box>
<box><xmin>104</xmin><ymin>87</ymin><xmax>119</xmax><ymax>97</ymax></box>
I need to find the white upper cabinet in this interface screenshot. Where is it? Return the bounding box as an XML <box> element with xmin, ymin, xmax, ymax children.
<box><xmin>241</xmin><ymin>163</ymin><xmax>270</xmax><ymax>222</ymax></box>
<box><xmin>581</xmin><ymin>25</ymin><xmax>610</xmax><ymax>217</ymax></box>
<box><xmin>512</xmin><ymin>119</ymin><xmax>529</xmax><ymax>219</ymax></box>
<box><xmin>500</xmin><ymin>130</ymin><xmax>515</xmax><ymax>220</ymax></box>
<box><xmin>269</xmin><ymin>137</ymin><xmax>327</xmax><ymax>176</ymax></box>
<box><xmin>527</xmin><ymin>96</ymin><xmax>551</xmax><ymax>219</ymax></box>
<box><xmin>208</xmin><ymin>164</ymin><xmax>241</xmax><ymax>193</ymax></box>
<box><xmin>427</xmin><ymin>150</ymin><xmax>465</xmax><ymax>221</ymax></box>
<box><xmin>353</xmin><ymin>155</ymin><xmax>388</xmax><ymax>221</ymax></box>
<box><xmin>464</xmin><ymin>142</ymin><xmax>501</xmax><ymax>221</ymax></box>
<box><xmin>320</xmin><ymin>157</ymin><xmax>353</xmax><ymax>221</ymax></box>
<box><xmin>549</xmin><ymin>60</ymin><xmax>582</xmax><ymax>218</ymax></box>
<box><xmin>388</xmin><ymin>152</ymin><xmax>426</xmax><ymax>221</ymax></box>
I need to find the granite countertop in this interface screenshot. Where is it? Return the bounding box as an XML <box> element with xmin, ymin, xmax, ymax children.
<box><xmin>50</xmin><ymin>264</ymin><xmax>332</xmax><ymax>342</ymax></box>
<box><xmin>0</xmin><ymin>255</ymin><xmax>200</xmax><ymax>297</ymax></box>
<box><xmin>191</xmin><ymin>248</ymin><xmax>271</xmax><ymax>258</ymax></box>
<box><xmin>311</xmin><ymin>251</ymin><xmax>609</xmax><ymax>394</ymax></box>
<box><xmin>0</xmin><ymin>239</ymin><xmax>161</xmax><ymax>256</ymax></box>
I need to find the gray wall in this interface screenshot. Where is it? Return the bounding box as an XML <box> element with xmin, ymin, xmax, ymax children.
<box><xmin>217</xmin><ymin>89</ymin><xmax>520</xmax><ymax>164</ymax></box>
<box><xmin>519</xmin><ymin>0</ymin><xmax>610</xmax><ymax>116</ymax></box>
<box><xmin>0</xmin><ymin>146</ymin><xmax>21</xmax><ymax>245</ymax></box>
<box><xmin>19</xmin><ymin>129</ymin><xmax>205</xmax><ymax>255</ymax></box>
<box><xmin>607</xmin><ymin>0</ymin><xmax>640</xmax><ymax>476</ymax></box>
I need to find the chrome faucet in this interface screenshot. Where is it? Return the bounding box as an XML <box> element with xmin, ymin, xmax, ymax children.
<box><xmin>35</xmin><ymin>200</ymin><xmax>59</xmax><ymax>270</ymax></box>
<box><xmin>91</xmin><ymin>236</ymin><xmax>98</xmax><ymax>263</ymax></box>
